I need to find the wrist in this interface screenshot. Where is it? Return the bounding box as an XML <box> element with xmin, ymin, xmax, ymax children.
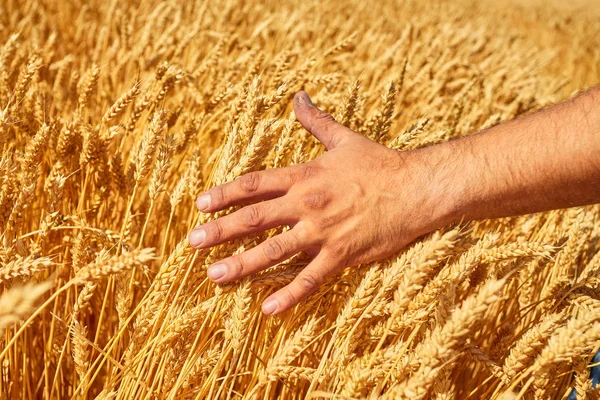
<box><xmin>406</xmin><ymin>139</ymin><xmax>477</xmax><ymax>230</ymax></box>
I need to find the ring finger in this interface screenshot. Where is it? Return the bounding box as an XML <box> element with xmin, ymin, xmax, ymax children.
<box><xmin>205</xmin><ymin>226</ymin><xmax>313</xmax><ymax>284</ymax></box>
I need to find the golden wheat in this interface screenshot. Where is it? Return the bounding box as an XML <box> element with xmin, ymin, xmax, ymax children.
<box><xmin>0</xmin><ymin>0</ymin><xmax>599</xmax><ymax>398</ymax></box>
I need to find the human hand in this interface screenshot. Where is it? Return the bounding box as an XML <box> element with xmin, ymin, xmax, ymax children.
<box><xmin>188</xmin><ymin>91</ymin><xmax>453</xmax><ymax>315</ymax></box>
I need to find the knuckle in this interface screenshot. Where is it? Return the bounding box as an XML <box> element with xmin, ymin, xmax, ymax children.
<box><xmin>263</xmin><ymin>238</ymin><xmax>287</xmax><ymax>261</ymax></box>
<box><xmin>302</xmin><ymin>190</ymin><xmax>329</xmax><ymax>210</ymax></box>
<box><xmin>328</xmin><ymin>241</ymin><xmax>350</xmax><ymax>259</ymax></box>
<box><xmin>242</xmin><ymin>205</ymin><xmax>263</xmax><ymax>228</ymax></box>
<box><xmin>284</xmin><ymin>286</ymin><xmax>300</xmax><ymax>305</ymax></box>
<box><xmin>313</xmin><ymin>110</ymin><xmax>336</xmax><ymax>127</ymax></box>
<box><xmin>213</xmin><ymin>185</ymin><xmax>226</xmax><ymax>205</ymax></box>
<box><xmin>291</xmin><ymin>225</ymin><xmax>311</xmax><ymax>244</ymax></box>
<box><xmin>298</xmin><ymin>271</ymin><xmax>320</xmax><ymax>291</ymax></box>
<box><xmin>288</xmin><ymin>164</ymin><xmax>318</xmax><ymax>185</ymax></box>
<box><xmin>231</xmin><ymin>256</ymin><xmax>245</xmax><ymax>276</ymax></box>
<box><xmin>211</xmin><ymin>221</ymin><xmax>224</xmax><ymax>241</ymax></box>
<box><xmin>300</xmin><ymin>164</ymin><xmax>319</xmax><ymax>181</ymax></box>
<box><xmin>287</xmin><ymin>228</ymin><xmax>301</xmax><ymax>243</ymax></box>
<box><xmin>238</xmin><ymin>172</ymin><xmax>261</xmax><ymax>193</ymax></box>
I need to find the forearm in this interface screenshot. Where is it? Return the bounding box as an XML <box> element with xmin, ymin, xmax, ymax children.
<box><xmin>426</xmin><ymin>86</ymin><xmax>600</xmax><ymax>225</ymax></box>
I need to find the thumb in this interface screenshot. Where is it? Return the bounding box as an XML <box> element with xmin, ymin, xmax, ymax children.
<box><xmin>293</xmin><ymin>91</ymin><xmax>358</xmax><ymax>150</ymax></box>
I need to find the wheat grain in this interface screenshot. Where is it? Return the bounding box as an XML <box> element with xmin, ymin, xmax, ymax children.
<box><xmin>0</xmin><ymin>282</ymin><xmax>52</xmax><ymax>332</ymax></box>
<box><xmin>74</xmin><ymin>248</ymin><xmax>155</xmax><ymax>283</ymax></box>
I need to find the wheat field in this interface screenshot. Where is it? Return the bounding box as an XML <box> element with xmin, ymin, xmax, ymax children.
<box><xmin>1</xmin><ymin>0</ymin><xmax>600</xmax><ymax>398</ymax></box>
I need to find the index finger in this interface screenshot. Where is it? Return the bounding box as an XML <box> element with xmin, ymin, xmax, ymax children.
<box><xmin>196</xmin><ymin>164</ymin><xmax>313</xmax><ymax>213</ymax></box>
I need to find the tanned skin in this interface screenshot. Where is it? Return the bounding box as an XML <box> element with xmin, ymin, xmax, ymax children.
<box><xmin>188</xmin><ymin>87</ymin><xmax>600</xmax><ymax>316</ymax></box>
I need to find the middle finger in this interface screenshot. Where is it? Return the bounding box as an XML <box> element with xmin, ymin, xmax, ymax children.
<box><xmin>188</xmin><ymin>195</ymin><xmax>297</xmax><ymax>248</ymax></box>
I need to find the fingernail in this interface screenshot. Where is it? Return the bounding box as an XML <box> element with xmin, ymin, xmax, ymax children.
<box><xmin>196</xmin><ymin>194</ymin><xmax>211</xmax><ymax>211</ymax></box>
<box><xmin>262</xmin><ymin>298</ymin><xmax>279</xmax><ymax>315</ymax></box>
<box><xmin>297</xmin><ymin>91</ymin><xmax>313</xmax><ymax>107</ymax></box>
<box><xmin>304</xmin><ymin>93</ymin><xmax>314</xmax><ymax>106</ymax></box>
<box><xmin>189</xmin><ymin>229</ymin><xmax>206</xmax><ymax>247</ymax></box>
<box><xmin>302</xmin><ymin>92</ymin><xmax>314</xmax><ymax>107</ymax></box>
<box><xmin>207</xmin><ymin>263</ymin><xmax>227</xmax><ymax>281</ymax></box>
